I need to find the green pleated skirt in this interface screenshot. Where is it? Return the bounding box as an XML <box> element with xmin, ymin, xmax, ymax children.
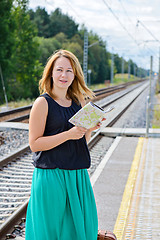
<box><xmin>25</xmin><ymin>168</ymin><xmax>98</xmax><ymax>240</ymax></box>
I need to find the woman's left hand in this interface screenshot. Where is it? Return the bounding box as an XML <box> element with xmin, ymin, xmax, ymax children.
<box><xmin>88</xmin><ymin>117</ymin><xmax>106</xmax><ymax>132</ymax></box>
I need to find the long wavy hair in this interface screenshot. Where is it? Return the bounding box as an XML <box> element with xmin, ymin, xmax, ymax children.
<box><xmin>39</xmin><ymin>49</ymin><xmax>94</xmax><ymax>104</ymax></box>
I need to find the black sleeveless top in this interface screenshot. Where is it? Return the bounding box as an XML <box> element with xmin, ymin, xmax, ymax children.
<box><xmin>32</xmin><ymin>93</ymin><xmax>91</xmax><ymax>170</ymax></box>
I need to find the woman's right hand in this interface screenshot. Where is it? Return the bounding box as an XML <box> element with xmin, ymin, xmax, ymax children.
<box><xmin>68</xmin><ymin>126</ymin><xmax>87</xmax><ymax>140</ymax></box>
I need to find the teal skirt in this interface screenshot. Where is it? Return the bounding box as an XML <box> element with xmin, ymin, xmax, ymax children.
<box><xmin>25</xmin><ymin>168</ymin><xmax>98</xmax><ymax>240</ymax></box>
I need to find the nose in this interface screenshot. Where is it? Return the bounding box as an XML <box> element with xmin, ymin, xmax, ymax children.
<box><xmin>61</xmin><ymin>71</ymin><xmax>67</xmax><ymax>77</ymax></box>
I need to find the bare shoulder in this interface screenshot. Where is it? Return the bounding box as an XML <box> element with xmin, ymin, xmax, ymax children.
<box><xmin>31</xmin><ymin>96</ymin><xmax>48</xmax><ymax>115</ymax></box>
<box><xmin>34</xmin><ymin>96</ymin><xmax>47</xmax><ymax>106</ymax></box>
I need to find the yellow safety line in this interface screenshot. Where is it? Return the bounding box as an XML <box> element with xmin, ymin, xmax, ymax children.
<box><xmin>128</xmin><ymin>138</ymin><xmax>147</xmax><ymax>240</ymax></box>
<box><xmin>113</xmin><ymin>137</ymin><xmax>144</xmax><ymax>240</ymax></box>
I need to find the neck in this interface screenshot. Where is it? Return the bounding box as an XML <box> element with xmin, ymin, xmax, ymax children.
<box><xmin>52</xmin><ymin>87</ymin><xmax>68</xmax><ymax>100</ymax></box>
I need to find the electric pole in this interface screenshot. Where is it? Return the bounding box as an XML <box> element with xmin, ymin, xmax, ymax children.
<box><xmin>121</xmin><ymin>56</ymin><xmax>124</xmax><ymax>82</ymax></box>
<box><xmin>111</xmin><ymin>47</ymin><xmax>114</xmax><ymax>84</ymax></box>
<box><xmin>159</xmin><ymin>47</ymin><xmax>160</xmax><ymax>85</ymax></box>
<box><xmin>128</xmin><ymin>60</ymin><xmax>130</xmax><ymax>80</ymax></box>
<box><xmin>149</xmin><ymin>56</ymin><xmax>153</xmax><ymax>103</ymax></box>
<box><xmin>83</xmin><ymin>31</ymin><xmax>88</xmax><ymax>84</ymax></box>
<box><xmin>0</xmin><ymin>64</ymin><xmax>8</xmax><ymax>108</ymax></box>
<box><xmin>134</xmin><ymin>64</ymin><xmax>136</xmax><ymax>80</ymax></box>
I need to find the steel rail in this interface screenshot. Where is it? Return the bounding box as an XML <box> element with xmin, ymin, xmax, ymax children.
<box><xmin>0</xmin><ymin>105</ymin><xmax>32</xmax><ymax>117</ymax></box>
<box><xmin>0</xmin><ymin>144</ymin><xmax>30</xmax><ymax>169</ymax></box>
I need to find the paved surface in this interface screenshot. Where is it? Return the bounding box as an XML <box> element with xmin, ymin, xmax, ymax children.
<box><xmin>92</xmin><ymin>136</ymin><xmax>139</xmax><ymax>231</ymax></box>
<box><xmin>91</xmin><ymin>135</ymin><xmax>160</xmax><ymax>240</ymax></box>
<box><xmin>122</xmin><ymin>138</ymin><xmax>160</xmax><ymax>240</ymax></box>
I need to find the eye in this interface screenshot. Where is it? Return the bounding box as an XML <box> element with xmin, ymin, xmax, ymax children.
<box><xmin>57</xmin><ymin>68</ymin><xmax>62</xmax><ymax>71</ymax></box>
<box><xmin>67</xmin><ymin>69</ymin><xmax>73</xmax><ymax>73</ymax></box>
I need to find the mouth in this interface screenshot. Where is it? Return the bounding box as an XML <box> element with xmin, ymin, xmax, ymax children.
<box><xmin>59</xmin><ymin>80</ymin><xmax>68</xmax><ymax>83</ymax></box>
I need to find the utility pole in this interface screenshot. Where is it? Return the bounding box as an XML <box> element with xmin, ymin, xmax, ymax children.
<box><xmin>111</xmin><ymin>47</ymin><xmax>114</xmax><ymax>84</ymax></box>
<box><xmin>0</xmin><ymin>64</ymin><xmax>8</xmax><ymax>108</ymax></box>
<box><xmin>83</xmin><ymin>31</ymin><xmax>88</xmax><ymax>84</ymax></box>
<box><xmin>128</xmin><ymin>60</ymin><xmax>130</xmax><ymax>80</ymax></box>
<box><xmin>88</xmin><ymin>69</ymin><xmax>92</xmax><ymax>86</ymax></box>
<box><xmin>146</xmin><ymin>55</ymin><xmax>153</xmax><ymax>137</ymax></box>
<box><xmin>134</xmin><ymin>64</ymin><xmax>136</xmax><ymax>80</ymax></box>
<box><xmin>121</xmin><ymin>56</ymin><xmax>124</xmax><ymax>82</ymax></box>
<box><xmin>149</xmin><ymin>56</ymin><xmax>153</xmax><ymax>103</ymax></box>
<box><xmin>159</xmin><ymin>47</ymin><xmax>160</xmax><ymax>85</ymax></box>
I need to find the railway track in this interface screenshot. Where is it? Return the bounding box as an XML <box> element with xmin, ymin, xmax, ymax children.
<box><xmin>0</xmin><ymin>79</ymin><xmax>146</xmax><ymax>123</ymax></box>
<box><xmin>0</xmin><ymin>106</ymin><xmax>32</xmax><ymax>123</ymax></box>
<box><xmin>0</xmin><ymin>80</ymin><xmax>149</xmax><ymax>239</ymax></box>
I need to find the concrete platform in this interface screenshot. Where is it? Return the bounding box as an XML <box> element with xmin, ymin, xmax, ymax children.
<box><xmin>0</xmin><ymin>122</ymin><xmax>29</xmax><ymax>130</ymax></box>
<box><xmin>101</xmin><ymin>127</ymin><xmax>160</xmax><ymax>137</ymax></box>
<box><xmin>91</xmin><ymin>136</ymin><xmax>139</xmax><ymax>232</ymax></box>
<box><xmin>91</xmin><ymin>136</ymin><xmax>160</xmax><ymax>240</ymax></box>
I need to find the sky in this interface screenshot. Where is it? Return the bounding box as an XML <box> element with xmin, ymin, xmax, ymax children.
<box><xmin>28</xmin><ymin>0</ymin><xmax>160</xmax><ymax>72</ymax></box>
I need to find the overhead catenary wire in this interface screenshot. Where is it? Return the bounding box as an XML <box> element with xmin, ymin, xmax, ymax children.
<box><xmin>136</xmin><ymin>19</ymin><xmax>160</xmax><ymax>63</ymax></box>
<box><xmin>101</xmin><ymin>0</ymin><xmax>139</xmax><ymax>47</ymax></box>
<box><xmin>118</xmin><ymin>0</ymin><xmax>135</xmax><ymax>27</ymax></box>
<box><xmin>102</xmin><ymin>0</ymin><xmax>159</xmax><ymax>70</ymax></box>
<box><xmin>137</xmin><ymin>19</ymin><xmax>160</xmax><ymax>44</ymax></box>
<box><xmin>62</xmin><ymin>0</ymin><xmax>87</xmax><ymax>25</ymax></box>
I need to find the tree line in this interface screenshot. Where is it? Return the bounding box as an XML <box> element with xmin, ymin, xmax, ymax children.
<box><xmin>0</xmin><ymin>0</ymin><xmax>148</xmax><ymax>104</ymax></box>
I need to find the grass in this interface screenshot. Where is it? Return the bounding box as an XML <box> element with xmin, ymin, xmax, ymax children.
<box><xmin>0</xmin><ymin>98</ymin><xmax>34</xmax><ymax>112</ymax></box>
<box><xmin>89</xmin><ymin>83</ymin><xmax>107</xmax><ymax>90</ymax></box>
<box><xmin>90</xmin><ymin>74</ymin><xmax>139</xmax><ymax>90</ymax></box>
<box><xmin>114</xmin><ymin>73</ymin><xmax>139</xmax><ymax>84</ymax></box>
<box><xmin>152</xmin><ymin>93</ymin><xmax>160</xmax><ymax>128</ymax></box>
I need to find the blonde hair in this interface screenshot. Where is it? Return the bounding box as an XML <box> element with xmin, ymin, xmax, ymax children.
<box><xmin>39</xmin><ymin>49</ymin><xmax>94</xmax><ymax>104</ymax></box>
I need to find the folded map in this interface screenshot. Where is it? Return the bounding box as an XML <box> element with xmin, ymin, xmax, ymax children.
<box><xmin>69</xmin><ymin>102</ymin><xmax>114</xmax><ymax>129</ymax></box>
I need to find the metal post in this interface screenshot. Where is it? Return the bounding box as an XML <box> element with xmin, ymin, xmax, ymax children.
<box><xmin>128</xmin><ymin>61</ymin><xmax>130</xmax><ymax>80</ymax></box>
<box><xmin>146</xmin><ymin>95</ymin><xmax>150</xmax><ymax>137</ymax></box>
<box><xmin>88</xmin><ymin>69</ymin><xmax>92</xmax><ymax>86</ymax></box>
<box><xmin>134</xmin><ymin>64</ymin><xmax>136</xmax><ymax>80</ymax></box>
<box><xmin>0</xmin><ymin>64</ymin><xmax>8</xmax><ymax>108</ymax></box>
<box><xmin>159</xmin><ymin>47</ymin><xmax>160</xmax><ymax>86</ymax></box>
<box><xmin>111</xmin><ymin>47</ymin><xmax>114</xmax><ymax>84</ymax></box>
<box><xmin>146</xmin><ymin>56</ymin><xmax>153</xmax><ymax>137</ymax></box>
<box><xmin>83</xmin><ymin>31</ymin><xmax>88</xmax><ymax>84</ymax></box>
<box><xmin>121</xmin><ymin>56</ymin><xmax>124</xmax><ymax>82</ymax></box>
<box><xmin>149</xmin><ymin>56</ymin><xmax>153</xmax><ymax>104</ymax></box>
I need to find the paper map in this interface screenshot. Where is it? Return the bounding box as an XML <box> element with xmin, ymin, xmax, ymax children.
<box><xmin>69</xmin><ymin>102</ymin><xmax>105</xmax><ymax>129</ymax></box>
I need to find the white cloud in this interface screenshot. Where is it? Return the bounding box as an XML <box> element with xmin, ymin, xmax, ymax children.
<box><xmin>29</xmin><ymin>0</ymin><xmax>160</xmax><ymax>71</ymax></box>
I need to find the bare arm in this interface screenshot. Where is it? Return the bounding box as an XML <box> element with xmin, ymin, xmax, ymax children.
<box><xmin>29</xmin><ymin>97</ymin><xmax>87</xmax><ymax>152</ymax></box>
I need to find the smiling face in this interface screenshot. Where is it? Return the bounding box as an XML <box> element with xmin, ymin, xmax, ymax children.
<box><xmin>52</xmin><ymin>56</ymin><xmax>75</xmax><ymax>91</ymax></box>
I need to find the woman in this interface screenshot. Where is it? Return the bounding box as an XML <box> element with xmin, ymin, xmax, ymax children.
<box><xmin>25</xmin><ymin>49</ymin><xmax>101</xmax><ymax>240</ymax></box>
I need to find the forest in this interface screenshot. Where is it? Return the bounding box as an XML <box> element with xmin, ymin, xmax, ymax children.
<box><xmin>0</xmin><ymin>0</ymin><xmax>148</xmax><ymax>104</ymax></box>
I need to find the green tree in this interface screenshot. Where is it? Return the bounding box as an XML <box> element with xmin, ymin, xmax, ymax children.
<box><xmin>0</xmin><ymin>0</ymin><xmax>14</xmax><ymax>102</ymax></box>
<box><xmin>54</xmin><ymin>32</ymin><xmax>68</xmax><ymax>45</ymax></box>
<box><xmin>9</xmin><ymin>0</ymin><xmax>42</xmax><ymax>100</ymax></box>
<box><xmin>28</xmin><ymin>7</ymin><xmax>50</xmax><ymax>38</ymax></box>
<box><xmin>63</xmin><ymin>42</ymin><xmax>83</xmax><ymax>65</ymax></box>
<box><xmin>49</xmin><ymin>8</ymin><xmax>78</xmax><ymax>38</ymax></box>
<box><xmin>87</xmin><ymin>32</ymin><xmax>110</xmax><ymax>84</ymax></box>
<box><xmin>37</xmin><ymin>36</ymin><xmax>61</xmax><ymax>66</ymax></box>
<box><xmin>114</xmin><ymin>54</ymin><xmax>122</xmax><ymax>73</ymax></box>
